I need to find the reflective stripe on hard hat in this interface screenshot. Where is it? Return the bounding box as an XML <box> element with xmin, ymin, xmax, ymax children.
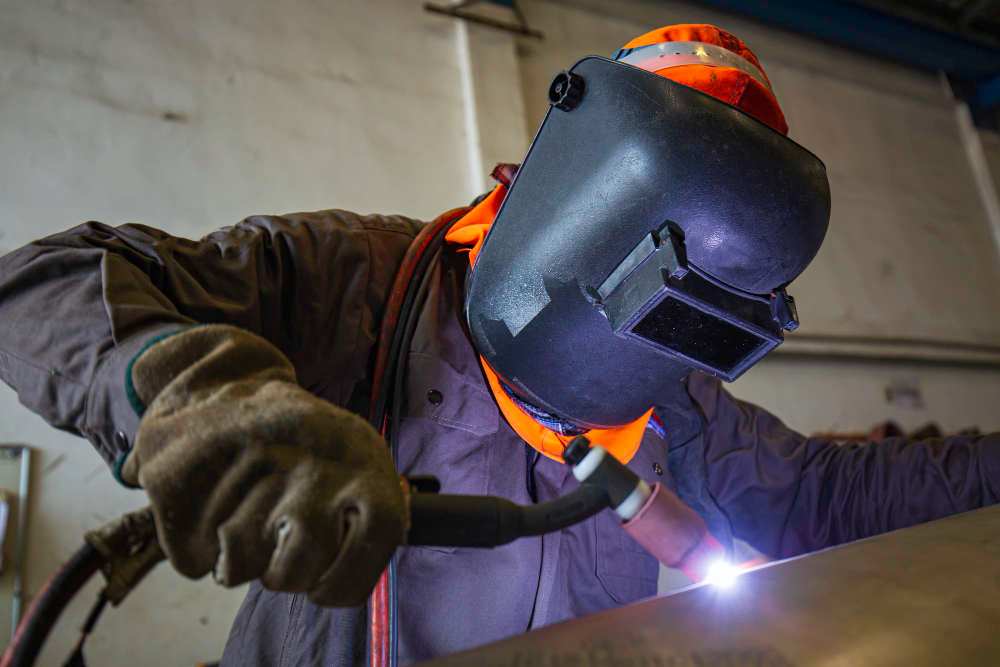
<box><xmin>615</xmin><ymin>23</ymin><xmax>789</xmax><ymax>135</ymax></box>
<box><xmin>616</xmin><ymin>41</ymin><xmax>774</xmax><ymax>96</ymax></box>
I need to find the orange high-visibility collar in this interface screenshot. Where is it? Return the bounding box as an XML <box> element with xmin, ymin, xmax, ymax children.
<box><xmin>446</xmin><ymin>184</ymin><xmax>654</xmax><ymax>464</ymax></box>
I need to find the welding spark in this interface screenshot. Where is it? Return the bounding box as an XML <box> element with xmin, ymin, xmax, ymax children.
<box><xmin>704</xmin><ymin>561</ymin><xmax>741</xmax><ymax>589</ymax></box>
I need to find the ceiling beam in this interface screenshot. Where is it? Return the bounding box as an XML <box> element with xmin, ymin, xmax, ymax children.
<box><xmin>693</xmin><ymin>0</ymin><xmax>1000</xmax><ymax>81</ymax></box>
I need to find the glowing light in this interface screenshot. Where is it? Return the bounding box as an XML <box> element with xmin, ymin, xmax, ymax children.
<box><xmin>704</xmin><ymin>561</ymin><xmax>741</xmax><ymax>589</ymax></box>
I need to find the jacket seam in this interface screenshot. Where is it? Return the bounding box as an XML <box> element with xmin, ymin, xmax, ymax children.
<box><xmin>407</xmin><ymin>351</ymin><xmax>494</xmax><ymax>399</ymax></box>
<box><xmin>338</xmin><ymin>228</ymin><xmax>373</xmax><ymax>407</ymax></box>
<box><xmin>981</xmin><ymin>442</ymin><xmax>1000</xmax><ymax>496</ymax></box>
<box><xmin>594</xmin><ymin>518</ymin><xmax>657</xmax><ymax>604</ymax></box>
<box><xmin>360</xmin><ymin>225</ymin><xmax>421</xmax><ymax>237</ymax></box>
<box><xmin>82</xmin><ymin>331</ymin><xmax>118</xmax><ymax>469</ymax></box>
<box><xmin>278</xmin><ymin>593</ymin><xmax>303</xmax><ymax>667</ymax></box>
<box><xmin>597</xmin><ymin>570</ymin><xmax>659</xmax><ymax>582</ymax></box>
<box><xmin>409</xmin><ymin>413</ymin><xmax>492</xmax><ymax>431</ymax></box>
<box><xmin>680</xmin><ymin>383</ymin><xmax>737</xmax><ymax>556</ymax></box>
<box><xmin>0</xmin><ymin>346</ymin><xmax>86</xmax><ymax>388</ymax></box>
<box><xmin>357</xmin><ymin>215</ymin><xmax>424</xmax><ymax>236</ymax></box>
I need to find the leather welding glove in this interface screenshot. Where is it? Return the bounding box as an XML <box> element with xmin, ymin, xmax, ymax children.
<box><xmin>119</xmin><ymin>324</ymin><xmax>407</xmax><ymax>607</ymax></box>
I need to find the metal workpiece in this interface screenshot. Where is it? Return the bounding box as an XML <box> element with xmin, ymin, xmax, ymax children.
<box><xmin>420</xmin><ymin>506</ymin><xmax>1000</xmax><ymax>666</ymax></box>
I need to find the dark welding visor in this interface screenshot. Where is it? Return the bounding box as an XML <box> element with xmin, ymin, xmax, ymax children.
<box><xmin>596</xmin><ymin>223</ymin><xmax>798</xmax><ymax>381</ymax></box>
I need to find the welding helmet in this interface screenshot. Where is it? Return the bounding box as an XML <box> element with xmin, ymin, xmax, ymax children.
<box><xmin>465</xmin><ymin>26</ymin><xmax>831</xmax><ymax>429</ymax></box>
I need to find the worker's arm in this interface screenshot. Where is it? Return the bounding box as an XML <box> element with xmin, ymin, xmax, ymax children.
<box><xmin>688</xmin><ymin>373</ymin><xmax>1000</xmax><ymax>559</ymax></box>
<box><xmin>0</xmin><ymin>213</ymin><xmax>419</xmax><ymax>466</ymax></box>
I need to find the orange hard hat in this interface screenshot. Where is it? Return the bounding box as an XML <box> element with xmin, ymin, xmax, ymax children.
<box><xmin>616</xmin><ymin>24</ymin><xmax>788</xmax><ymax>135</ymax></box>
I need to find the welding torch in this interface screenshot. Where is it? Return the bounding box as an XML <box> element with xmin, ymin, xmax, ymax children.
<box><xmin>2</xmin><ymin>435</ymin><xmax>724</xmax><ymax>667</ymax></box>
<box><xmin>408</xmin><ymin>435</ymin><xmax>725</xmax><ymax>581</ymax></box>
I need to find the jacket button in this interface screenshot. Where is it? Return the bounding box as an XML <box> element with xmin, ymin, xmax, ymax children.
<box><xmin>427</xmin><ymin>390</ymin><xmax>443</xmax><ymax>406</ymax></box>
<box><xmin>114</xmin><ymin>430</ymin><xmax>129</xmax><ymax>452</ymax></box>
<box><xmin>652</xmin><ymin>462</ymin><xmax>663</xmax><ymax>476</ymax></box>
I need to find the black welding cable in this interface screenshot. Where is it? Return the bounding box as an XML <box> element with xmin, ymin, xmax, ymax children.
<box><xmin>386</xmin><ymin>247</ymin><xmax>441</xmax><ymax>667</ymax></box>
<box><xmin>3</xmin><ymin>542</ymin><xmax>104</xmax><ymax>667</ymax></box>
<box><xmin>517</xmin><ymin>484</ymin><xmax>610</xmax><ymax>536</ymax></box>
<box><xmin>61</xmin><ymin>594</ymin><xmax>108</xmax><ymax>667</ymax></box>
<box><xmin>407</xmin><ymin>484</ymin><xmax>610</xmax><ymax>549</ymax></box>
<box><xmin>390</xmin><ymin>247</ymin><xmax>442</xmax><ymax>447</ymax></box>
<box><xmin>372</xmin><ymin>220</ymin><xmax>459</xmax><ymax>430</ymax></box>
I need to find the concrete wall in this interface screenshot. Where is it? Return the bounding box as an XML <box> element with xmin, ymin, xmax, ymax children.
<box><xmin>2</xmin><ymin>0</ymin><xmax>1000</xmax><ymax>664</ymax></box>
<box><xmin>0</xmin><ymin>1</ymin><xmax>472</xmax><ymax>664</ymax></box>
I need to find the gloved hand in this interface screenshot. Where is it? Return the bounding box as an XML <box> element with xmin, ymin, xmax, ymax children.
<box><xmin>119</xmin><ymin>325</ymin><xmax>407</xmax><ymax>606</ymax></box>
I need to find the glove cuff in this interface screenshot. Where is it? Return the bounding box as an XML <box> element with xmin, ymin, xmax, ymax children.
<box><xmin>118</xmin><ymin>324</ymin><xmax>297</xmax><ymax>487</ymax></box>
<box><xmin>125</xmin><ymin>327</ymin><xmax>195</xmax><ymax>418</ymax></box>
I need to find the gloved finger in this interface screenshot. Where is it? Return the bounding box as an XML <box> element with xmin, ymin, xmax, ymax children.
<box><xmin>200</xmin><ymin>444</ymin><xmax>302</xmax><ymax>531</ymax></box>
<box><xmin>147</xmin><ymin>442</ymin><xmax>277</xmax><ymax>579</ymax></box>
<box><xmin>141</xmin><ymin>447</ymin><xmax>228</xmax><ymax>578</ymax></box>
<box><xmin>214</xmin><ymin>475</ymin><xmax>285</xmax><ymax>587</ymax></box>
<box><xmin>305</xmin><ymin>495</ymin><xmax>399</xmax><ymax>607</ymax></box>
<box><xmin>259</xmin><ymin>471</ymin><xmax>353</xmax><ymax>593</ymax></box>
<box><xmin>304</xmin><ymin>474</ymin><xmax>406</xmax><ymax>607</ymax></box>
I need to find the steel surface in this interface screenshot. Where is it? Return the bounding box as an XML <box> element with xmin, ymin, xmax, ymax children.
<box><xmin>420</xmin><ymin>506</ymin><xmax>1000</xmax><ymax>666</ymax></box>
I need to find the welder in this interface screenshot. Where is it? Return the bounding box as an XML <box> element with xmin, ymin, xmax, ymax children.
<box><xmin>1</xmin><ymin>23</ymin><xmax>998</xmax><ymax>666</ymax></box>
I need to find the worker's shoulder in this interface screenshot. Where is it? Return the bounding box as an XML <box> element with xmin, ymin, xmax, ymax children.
<box><xmin>683</xmin><ymin>371</ymin><xmax>726</xmax><ymax>420</ymax></box>
<box><xmin>212</xmin><ymin>210</ymin><xmax>425</xmax><ymax>268</ymax></box>
<box><xmin>232</xmin><ymin>208</ymin><xmax>424</xmax><ymax>239</ymax></box>
<box><xmin>337</xmin><ymin>209</ymin><xmax>426</xmax><ymax>239</ymax></box>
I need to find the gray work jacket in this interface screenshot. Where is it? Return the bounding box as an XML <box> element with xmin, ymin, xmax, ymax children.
<box><xmin>1</xmin><ymin>207</ymin><xmax>999</xmax><ymax>665</ymax></box>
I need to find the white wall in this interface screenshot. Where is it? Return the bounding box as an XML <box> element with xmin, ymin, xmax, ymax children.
<box><xmin>0</xmin><ymin>0</ymin><xmax>472</xmax><ymax>251</ymax></box>
<box><xmin>2</xmin><ymin>0</ymin><xmax>1000</xmax><ymax>664</ymax></box>
<box><xmin>0</xmin><ymin>1</ymin><xmax>472</xmax><ymax>664</ymax></box>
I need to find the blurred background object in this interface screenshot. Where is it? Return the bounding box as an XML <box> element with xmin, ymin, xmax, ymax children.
<box><xmin>0</xmin><ymin>448</ymin><xmax>30</xmax><ymax>650</ymax></box>
<box><xmin>424</xmin><ymin>0</ymin><xmax>544</xmax><ymax>38</ymax></box>
<box><xmin>1</xmin><ymin>0</ymin><xmax>999</xmax><ymax>664</ymax></box>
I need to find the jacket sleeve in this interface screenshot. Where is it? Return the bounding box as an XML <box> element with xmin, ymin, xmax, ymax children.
<box><xmin>0</xmin><ymin>212</ymin><xmax>419</xmax><ymax>466</ymax></box>
<box><xmin>688</xmin><ymin>372</ymin><xmax>1000</xmax><ymax>559</ymax></box>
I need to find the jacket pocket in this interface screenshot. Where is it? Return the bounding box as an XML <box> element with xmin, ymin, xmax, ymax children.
<box><xmin>595</xmin><ymin>507</ymin><xmax>660</xmax><ymax>604</ymax></box>
<box><xmin>402</xmin><ymin>352</ymin><xmax>498</xmax><ymax>438</ymax></box>
<box><xmin>397</xmin><ymin>352</ymin><xmax>498</xmax><ymax>553</ymax></box>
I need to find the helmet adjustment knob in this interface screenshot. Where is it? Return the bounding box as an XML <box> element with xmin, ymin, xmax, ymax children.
<box><xmin>548</xmin><ymin>71</ymin><xmax>584</xmax><ymax>111</ymax></box>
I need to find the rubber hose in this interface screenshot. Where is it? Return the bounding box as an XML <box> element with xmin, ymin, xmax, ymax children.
<box><xmin>2</xmin><ymin>543</ymin><xmax>104</xmax><ymax>667</ymax></box>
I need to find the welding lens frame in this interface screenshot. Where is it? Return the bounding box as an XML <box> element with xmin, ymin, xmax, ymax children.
<box><xmin>595</xmin><ymin>224</ymin><xmax>799</xmax><ymax>381</ymax></box>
